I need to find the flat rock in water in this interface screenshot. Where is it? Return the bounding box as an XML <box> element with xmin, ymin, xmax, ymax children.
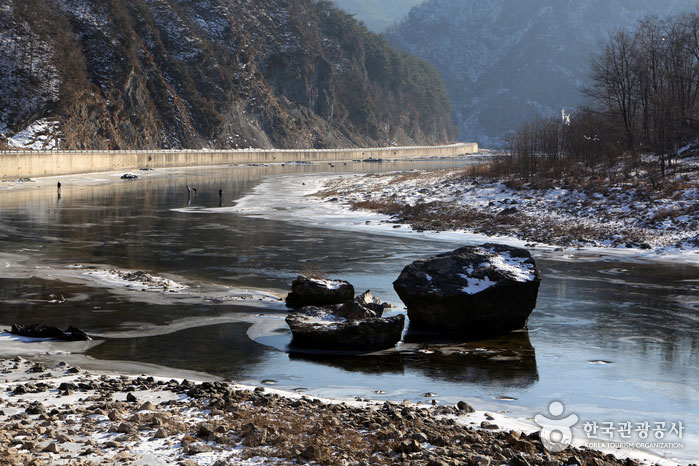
<box><xmin>286</xmin><ymin>311</ymin><xmax>404</xmax><ymax>351</ymax></box>
<box><xmin>393</xmin><ymin>243</ymin><xmax>541</xmax><ymax>337</ymax></box>
<box><xmin>285</xmin><ymin>275</ymin><xmax>355</xmax><ymax>307</ymax></box>
<box><xmin>286</xmin><ymin>291</ymin><xmax>403</xmax><ymax>351</ymax></box>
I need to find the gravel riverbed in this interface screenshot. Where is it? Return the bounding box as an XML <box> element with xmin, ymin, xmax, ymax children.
<box><xmin>0</xmin><ymin>357</ymin><xmax>664</xmax><ymax>466</ymax></box>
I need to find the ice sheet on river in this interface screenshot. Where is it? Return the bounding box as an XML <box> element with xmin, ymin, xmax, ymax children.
<box><xmin>190</xmin><ymin>173</ymin><xmax>699</xmax><ymax>264</ymax></box>
<box><xmin>172</xmin><ymin>174</ymin><xmax>534</xmax><ymax>248</ymax></box>
<box><xmin>0</xmin><ymin>254</ymin><xmax>285</xmax><ymax>309</ymax></box>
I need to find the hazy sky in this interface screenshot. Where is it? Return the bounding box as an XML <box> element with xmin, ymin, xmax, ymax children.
<box><xmin>331</xmin><ymin>0</ymin><xmax>424</xmax><ymax>32</ymax></box>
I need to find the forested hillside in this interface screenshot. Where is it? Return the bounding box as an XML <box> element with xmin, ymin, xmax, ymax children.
<box><xmin>386</xmin><ymin>0</ymin><xmax>696</xmax><ymax>147</ymax></box>
<box><xmin>0</xmin><ymin>0</ymin><xmax>456</xmax><ymax>150</ymax></box>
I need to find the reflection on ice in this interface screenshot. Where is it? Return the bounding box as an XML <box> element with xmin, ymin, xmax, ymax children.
<box><xmin>281</xmin><ymin>331</ymin><xmax>539</xmax><ymax>389</ymax></box>
<box><xmin>88</xmin><ymin>322</ymin><xmax>269</xmax><ymax>381</ymax></box>
<box><xmin>401</xmin><ymin>331</ymin><xmax>538</xmax><ymax>388</ymax></box>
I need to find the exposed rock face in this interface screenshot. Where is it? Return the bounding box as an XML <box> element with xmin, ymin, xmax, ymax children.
<box><xmin>286</xmin><ymin>289</ymin><xmax>404</xmax><ymax>350</ymax></box>
<box><xmin>0</xmin><ymin>0</ymin><xmax>456</xmax><ymax>151</ymax></box>
<box><xmin>393</xmin><ymin>244</ymin><xmax>541</xmax><ymax>336</ymax></box>
<box><xmin>285</xmin><ymin>276</ymin><xmax>355</xmax><ymax>308</ymax></box>
<box><xmin>10</xmin><ymin>324</ymin><xmax>91</xmax><ymax>341</ymax></box>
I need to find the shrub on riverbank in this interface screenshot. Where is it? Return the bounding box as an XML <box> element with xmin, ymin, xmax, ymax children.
<box><xmin>502</xmin><ymin>12</ymin><xmax>699</xmax><ymax>184</ymax></box>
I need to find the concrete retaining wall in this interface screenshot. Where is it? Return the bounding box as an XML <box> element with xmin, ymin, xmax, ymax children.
<box><xmin>0</xmin><ymin>143</ymin><xmax>478</xmax><ymax>180</ymax></box>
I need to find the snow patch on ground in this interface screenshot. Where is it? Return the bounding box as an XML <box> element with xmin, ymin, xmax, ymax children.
<box><xmin>84</xmin><ymin>269</ymin><xmax>187</xmax><ymax>293</ymax></box>
<box><xmin>186</xmin><ymin>171</ymin><xmax>697</xmax><ymax>264</ymax></box>
<box><xmin>0</xmin><ymin>358</ymin><xmax>288</xmax><ymax>465</ymax></box>
<box><xmin>315</xmin><ymin>167</ymin><xmax>699</xmax><ymax>257</ymax></box>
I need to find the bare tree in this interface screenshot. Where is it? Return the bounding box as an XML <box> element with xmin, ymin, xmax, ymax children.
<box><xmin>588</xmin><ymin>29</ymin><xmax>640</xmax><ymax>154</ymax></box>
<box><xmin>508</xmin><ymin>13</ymin><xmax>699</xmax><ymax>183</ymax></box>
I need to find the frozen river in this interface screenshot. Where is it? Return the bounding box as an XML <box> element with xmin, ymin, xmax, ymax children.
<box><xmin>0</xmin><ymin>159</ymin><xmax>696</xmax><ymax>463</ymax></box>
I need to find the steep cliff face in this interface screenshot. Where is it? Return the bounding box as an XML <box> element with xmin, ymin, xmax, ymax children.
<box><xmin>385</xmin><ymin>0</ymin><xmax>695</xmax><ymax>147</ymax></box>
<box><xmin>0</xmin><ymin>0</ymin><xmax>456</xmax><ymax>150</ymax></box>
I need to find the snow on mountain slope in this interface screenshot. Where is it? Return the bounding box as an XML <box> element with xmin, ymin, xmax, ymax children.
<box><xmin>8</xmin><ymin>119</ymin><xmax>61</xmax><ymax>150</ymax></box>
<box><xmin>0</xmin><ymin>2</ymin><xmax>61</xmax><ymax>141</ymax></box>
<box><xmin>0</xmin><ymin>0</ymin><xmax>456</xmax><ymax>150</ymax></box>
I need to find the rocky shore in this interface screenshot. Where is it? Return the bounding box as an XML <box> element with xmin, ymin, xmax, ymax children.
<box><xmin>316</xmin><ymin>160</ymin><xmax>698</xmax><ymax>253</ymax></box>
<box><xmin>0</xmin><ymin>357</ymin><xmax>658</xmax><ymax>466</ymax></box>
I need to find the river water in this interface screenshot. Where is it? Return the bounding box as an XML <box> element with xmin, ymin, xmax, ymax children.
<box><xmin>0</xmin><ymin>160</ymin><xmax>696</xmax><ymax>463</ymax></box>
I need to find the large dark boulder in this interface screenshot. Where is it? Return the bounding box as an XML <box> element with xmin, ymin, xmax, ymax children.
<box><xmin>286</xmin><ymin>291</ymin><xmax>404</xmax><ymax>351</ymax></box>
<box><xmin>10</xmin><ymin>324</ymin><xmax>91</xmax><ymax>341</ymax></box>
<box><xmin>393</xmin><ymin>244</ymin><xmax>541</xmax><ymax>336</ymax></box>
<box><xmin>285</xmin><ymin>275</ymin><xmax>355</xmax><ymax>308</ymax></box>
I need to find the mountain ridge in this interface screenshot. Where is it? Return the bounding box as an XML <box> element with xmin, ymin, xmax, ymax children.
<box><xmin>0</xmin><ymin>0</ymin><xmax>456</xmax><ymax>150</ymax></box>
<box><xmin>385</xmin><ymin>0</ymin><xmax>698</xmax><ymax>147</ymax></box>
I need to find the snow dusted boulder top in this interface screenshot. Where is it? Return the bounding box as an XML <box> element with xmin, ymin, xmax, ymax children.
<box><xmin>285</xmin><ymin>275</ymin><xmax>355</xmax><ymax>308</ymax></box>
<box><xmin>393</xmin><ymin>244</ymin><xmax>541</xmax><ymax>337</ymax></box>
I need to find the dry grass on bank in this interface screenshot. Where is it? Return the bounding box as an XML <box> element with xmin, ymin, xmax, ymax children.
<box><xmin>350</xmin><ymin>199</ymin><xmax>642</xmax><ymax>246</ymax></box>
<box><xmin>455</xmin><ymin>153</ymin><xmax>698</xmax><ymax>196</ymax></box>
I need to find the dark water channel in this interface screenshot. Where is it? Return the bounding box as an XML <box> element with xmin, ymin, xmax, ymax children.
<box><xmin>0</xmin><ymin>160</ymin><xmax>696</xmax><ymax>462</ymax></box>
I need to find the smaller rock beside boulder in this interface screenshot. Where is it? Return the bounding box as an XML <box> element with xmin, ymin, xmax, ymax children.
<box><xmin>9</xmin><ymin>324</ymin><xmax>91</xmax><ymax>341</ymax></box>
<box><xmin>286</xmin><ymin>291</ymin><xmax>404</xmax><ymax>351</ymax></box>
<box><xmin>355</xmin><ymin>290</ymin><xmax>393</xmax><ymax>314</ymax></box>
<box><xmin>285</xmin><ymin>275</ymin><xmax>355</xmax><ymax>308</ymax></box>
<box><xmin>286</xmin><ymin>310</ymin><xmax>404</xmax><ymax>351</ymax></box>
